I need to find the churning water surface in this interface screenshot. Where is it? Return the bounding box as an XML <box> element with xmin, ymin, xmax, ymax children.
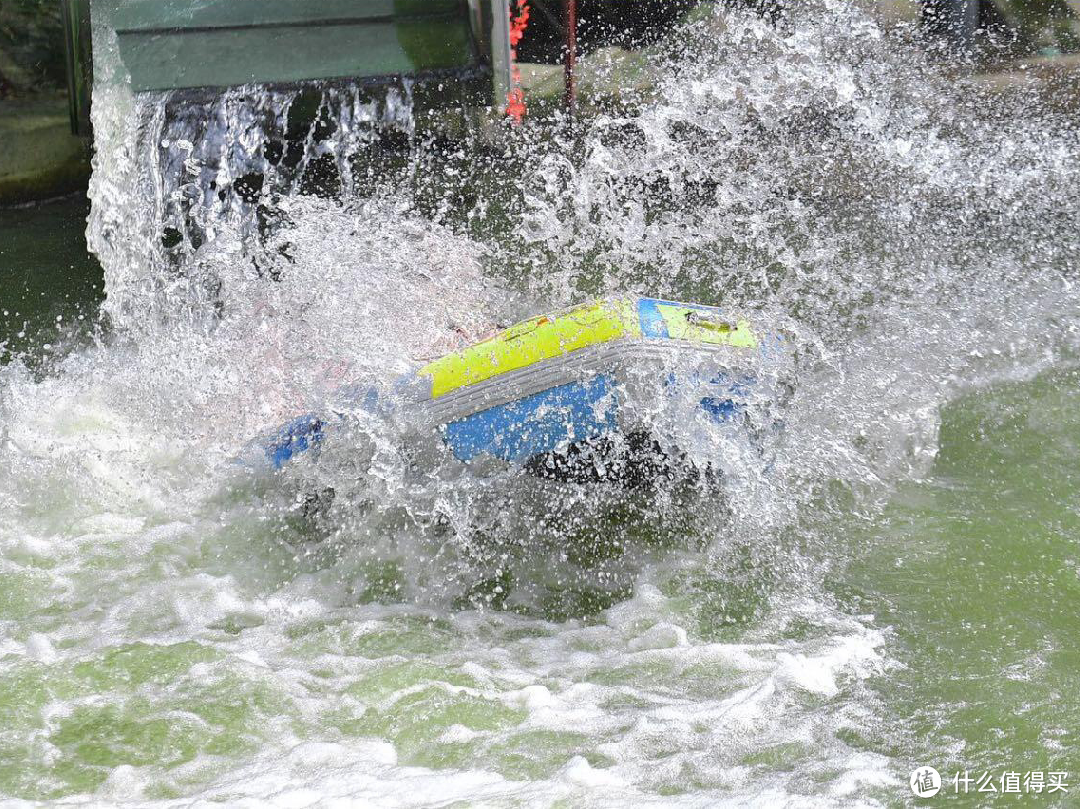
<box><xmin>1</xmin><ymin>2</ymin><xmax>1079</xmax><ymax>806</ymax></box>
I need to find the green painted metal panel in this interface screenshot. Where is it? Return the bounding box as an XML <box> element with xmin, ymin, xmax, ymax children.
<box><xmin>117</xmin><ymin>24</ymin><xmax>474</xmax><ymax>91</ymax></box>
<box><xmin>102</xmin><ymin>0</ymin><xmax>478</xmax><ymax>92</ymax></box>
<box><xmin>110</xmin><ymin>0</ymin><xmax>463</xmax><ymax>32</ymax></box>
<box><xmin>398</xmin><ymin>17</ymin><xmax>477</xmax><ymax>73</ymax></box>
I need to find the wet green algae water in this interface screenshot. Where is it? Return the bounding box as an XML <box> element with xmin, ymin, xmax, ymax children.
<box><xmin>849</xmin><ymin>367</ymin><xmax>1080</xmax><ymax>791</ymax></box>
<box><xmin>1</xmin><ymin>199</ymin><xmax>1079</xmax><ymax>805</ymax></box>
<box><xmin>0</xmin><ymin>197</ymin><xmax>102</xmax><ymax>367</ymax></box>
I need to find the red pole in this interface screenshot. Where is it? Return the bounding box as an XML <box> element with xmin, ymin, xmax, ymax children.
<box><xmin>564</xmin><ymin>0</ymin><xmax>577</xmax><ymax>114</ymax></box>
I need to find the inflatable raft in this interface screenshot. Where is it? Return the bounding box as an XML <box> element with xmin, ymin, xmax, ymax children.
<box><xmin>256</xmin><ymin>297</ymin><xmax>788</xmax><ymax>480</ymax></box>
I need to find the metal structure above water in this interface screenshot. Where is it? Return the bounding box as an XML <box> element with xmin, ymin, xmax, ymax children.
<box><xmin>61</xmin><ymin>0</ymin><xmax>513</xmax><ymax>136</ymax></box>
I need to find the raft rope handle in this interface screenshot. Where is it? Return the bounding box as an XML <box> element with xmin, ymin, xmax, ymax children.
<box><xmin>686</xmin><ymin>311</ymin><xmax>736</xmax><ymax>333</ymax></box>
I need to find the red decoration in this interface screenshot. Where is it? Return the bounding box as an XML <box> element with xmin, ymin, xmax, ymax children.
<box><xmin>506</xmin><ymin>0</ymin><xmax>530</xmax><ymax>123</ymax></box>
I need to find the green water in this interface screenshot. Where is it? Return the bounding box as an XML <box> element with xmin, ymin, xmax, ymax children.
<box><xmin>0</xmin><ymin>196</ymin><xmax>103</xmax><ymax>366</ymax></box>
<box><xmin>852</xmin><ymin>368</ymin><xmax>1080</xmax><ymax>795</ymax></box>
<box><xmin>1</xmin><ymin>198</ymin><xmax>1078</xmax><ymax>806</ymax></box>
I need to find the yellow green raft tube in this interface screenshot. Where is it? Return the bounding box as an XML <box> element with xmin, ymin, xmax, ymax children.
<box><xmin>259</xmin><ymin>297</ymin><xmax>787</xmax><ymax>474</ymax></box>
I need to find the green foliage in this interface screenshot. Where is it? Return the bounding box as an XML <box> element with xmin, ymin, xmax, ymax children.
<box><xmin>0</xmin><ymin>0</ymin><xmax>66</xmax><ymax>96</ymax></box>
